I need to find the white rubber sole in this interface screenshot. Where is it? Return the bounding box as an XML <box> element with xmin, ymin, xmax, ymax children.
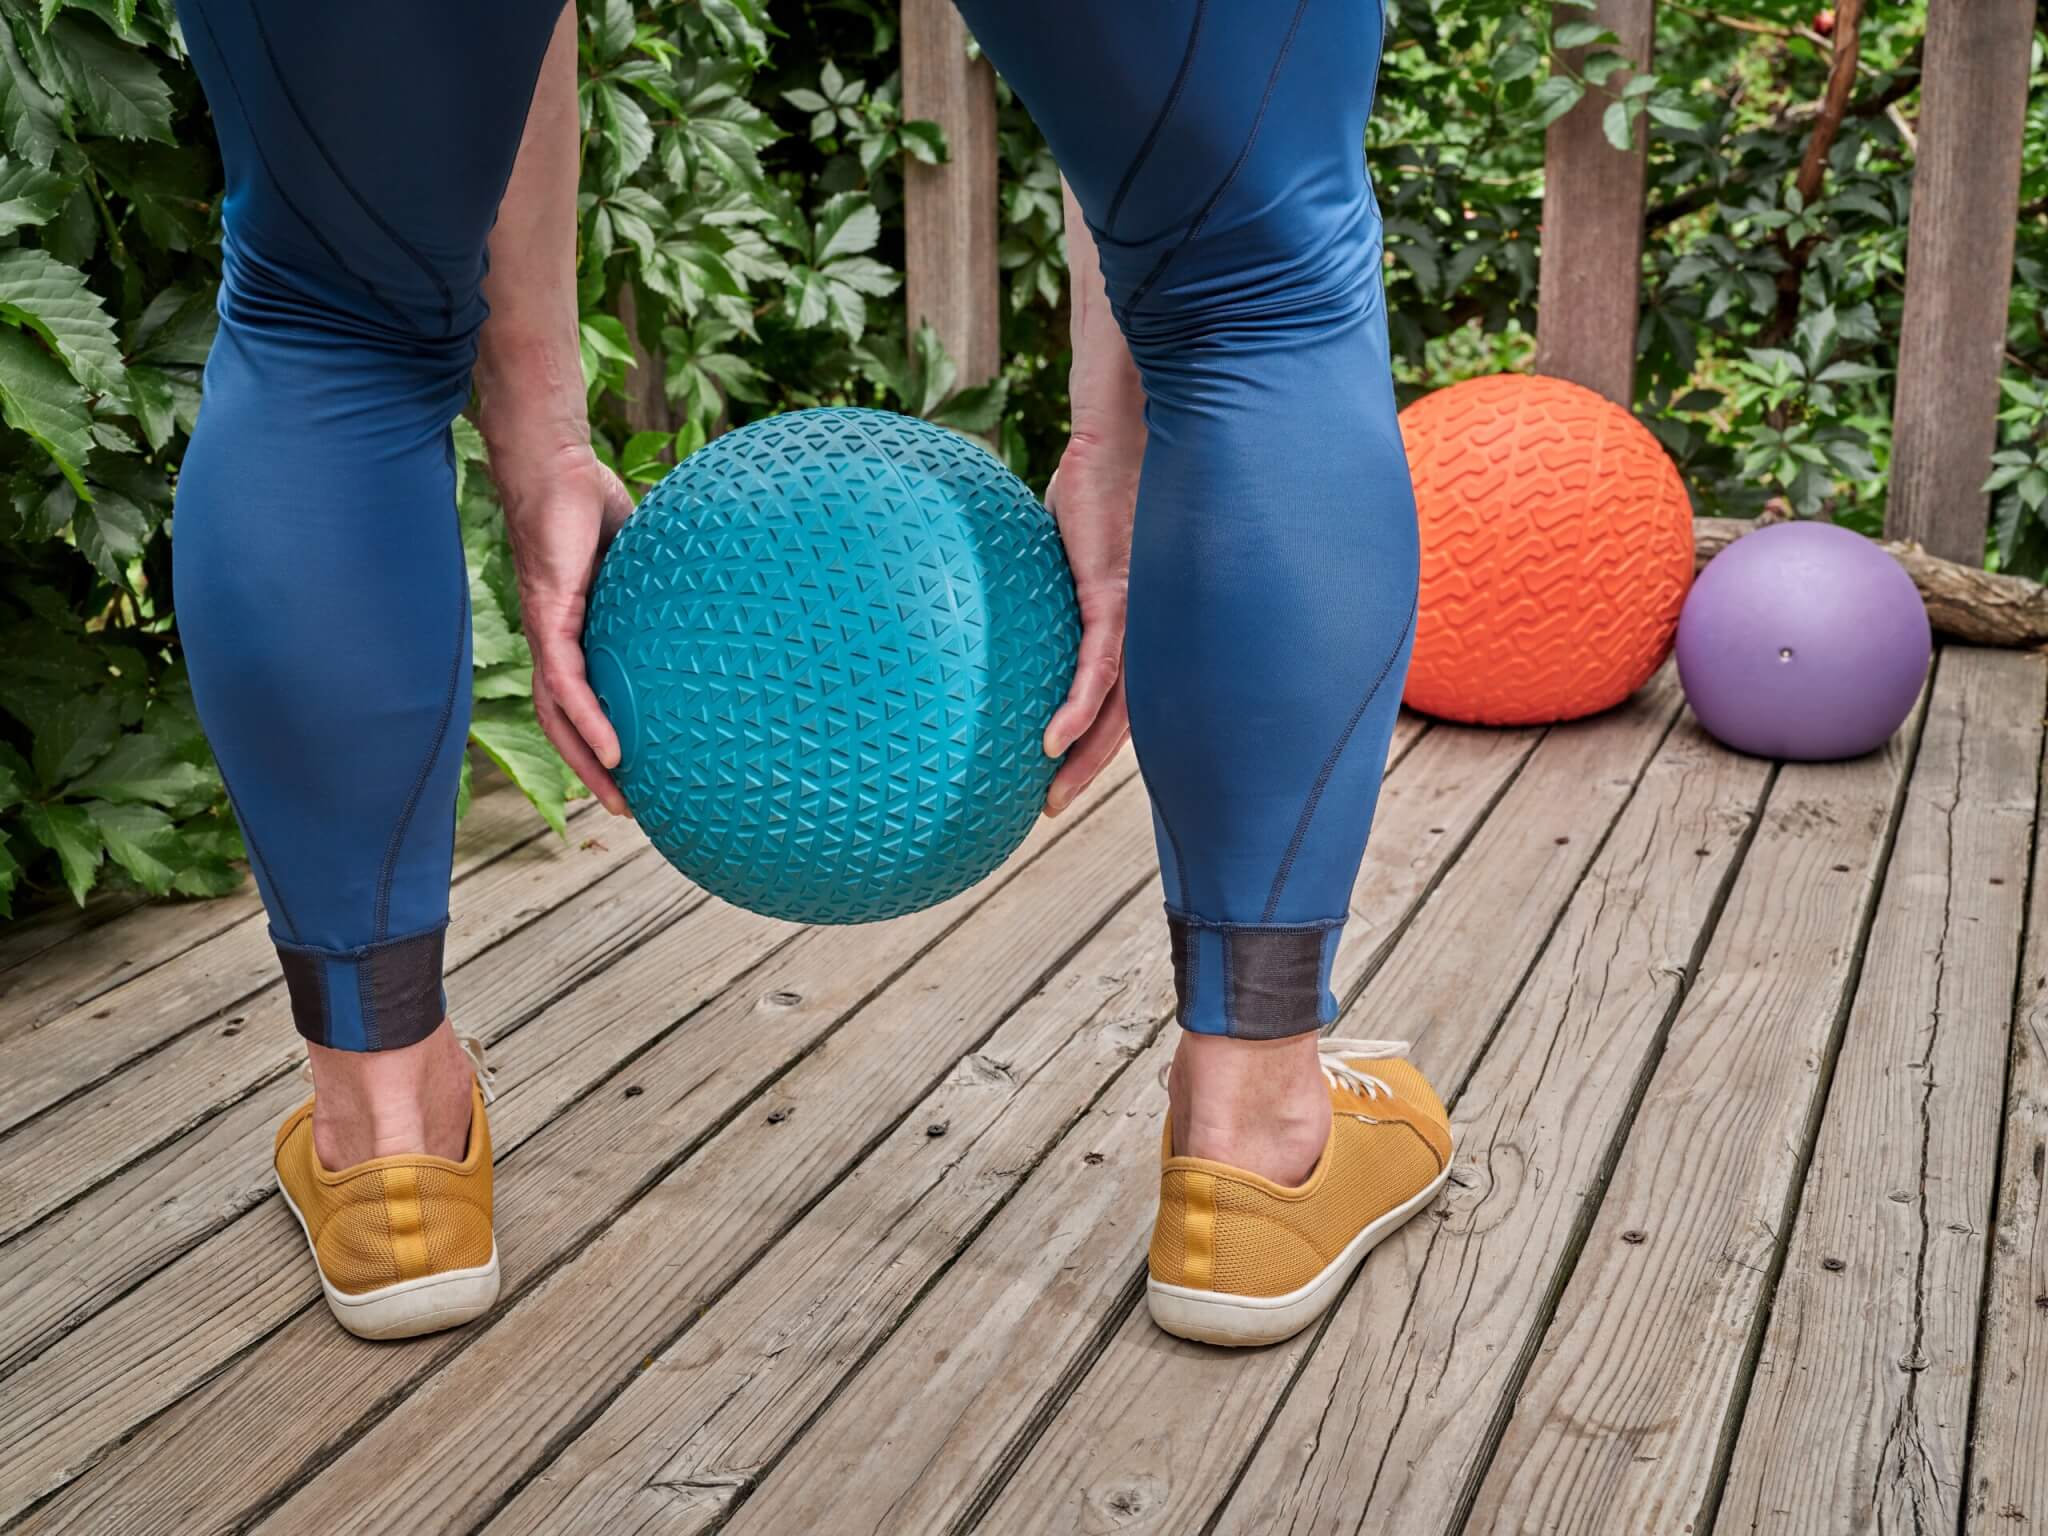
<box><xmin>1147</xmin><ymin>1161</ymin><xmax>1453</xmax><ymax>1348</ymax></box>
<box><xmin>276</xmin><ymin>1175</ymin><xmax>500</xmax><ymax>1341</ymax></box>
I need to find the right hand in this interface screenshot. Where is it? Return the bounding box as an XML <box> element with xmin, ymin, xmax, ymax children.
<box><xmin>491</xmin><ymin>441</ymin><xmax>637</xmax><ymax>816</ymax></box>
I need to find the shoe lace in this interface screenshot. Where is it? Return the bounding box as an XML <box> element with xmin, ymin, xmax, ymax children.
<box><xmin>297</xmin><ymin>1033</ymin><xmax>497</xmax><ymax>1106</ymax></box>
<box><xmin>1317</xmin><ymin>1037</ymin><xmax>1409</xmax><ymax>1101</ymax></box>
<box><xmin>1153</xmin><ymin>1036</ymin><xmax>1410</xmax><ymax>1101</ymax></box>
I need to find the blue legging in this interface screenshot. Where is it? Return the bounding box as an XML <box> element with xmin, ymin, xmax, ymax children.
<box><xmin>175</xmin><ymin>0</ymin><xmax>1416</xmax><ymax>1050</ymax></box>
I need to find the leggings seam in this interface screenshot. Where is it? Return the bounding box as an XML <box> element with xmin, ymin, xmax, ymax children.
<box><xmin>187</xmin><ymin>3</ymin><xmax>413</xmax><ymax>335</ymax></box>
<box><xmin>373</xmin><ymin>505</ymin><xmax>468</xmax><ymax>942</ymax></box>
<box><xmin>1123</xmin><ymin>0</ymin><xmax>1313</xmax><ymax>318</ymax></box>
<box><xmin>242</xmin><ymin>0</ymin><xmax>456</xmax><ymax>333</ymax></box>
<box><xmin>1261</xmin><ymin>592</ymin><xmax>1416</xmax><ymax>924</ymax></box>
<box><xmin>1101</xmin><ymin>0</ymin><xmax>1206</xmax><ymax>240</ymax></box>
<box><xmin>217</xmin><ymin>763</ymin><xmax>299</xmax><ymax>942</ymax></box>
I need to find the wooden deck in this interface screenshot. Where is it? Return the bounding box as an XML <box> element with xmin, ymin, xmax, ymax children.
<box><xmin>3</xmin><ymin>644</ymin><xmax>2046</xmax><ymax>1535</ymax></box>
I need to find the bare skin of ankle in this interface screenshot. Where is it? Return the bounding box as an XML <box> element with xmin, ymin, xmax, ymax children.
<box><xmin>1168</xmin><ymin>1032</ymin><xmax>1332</xmax><ymax>1187</ymax></box>
<box><xmin>308</xmin><ymin>1019</ymin><xmax>475</xmax><ymax>1169</ymax></box>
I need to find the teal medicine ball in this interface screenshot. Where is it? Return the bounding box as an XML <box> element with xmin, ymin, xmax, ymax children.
<box><xmin>583</xmin><ymin>408</ymin><xmax>1080</xmax><ymax>924</ymax></box>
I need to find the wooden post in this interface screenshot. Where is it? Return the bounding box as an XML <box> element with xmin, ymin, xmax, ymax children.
<box><xmin>1887</xmin><ymin>0</ymin><xmax>2033</xmax><ymax>565</ymax></box>
<box><xmin>1534</xmin><ymin>0</ymin><xmax>1655</xmax><ymax>406</ymax></box>
<box><xmin>900</xmin><ymin>0</ymin><xmax>1000</xmax><ymax>386</ymax></box>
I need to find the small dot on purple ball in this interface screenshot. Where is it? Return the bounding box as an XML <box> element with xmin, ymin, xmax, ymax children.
<box><xmin>1675</xmin><ymin>521</ymin><xmax>1930</xmax><ymax>762</ymax></box>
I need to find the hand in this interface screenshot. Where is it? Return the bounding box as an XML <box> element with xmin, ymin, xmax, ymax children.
<box><xmin>492</xmin><ymin>442</ymin><xmax>636</xmax><ymax>816</ymax></box>
<box><xmin>1042</xmin><ymin>443</ymin><xmax>1138</xmax><ymax>815</ymax></box>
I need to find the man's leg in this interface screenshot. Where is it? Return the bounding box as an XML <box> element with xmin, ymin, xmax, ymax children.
<box><xmin>957</xmin><ymin>0</ymin><xmax>1449</xmax><ymax>1346</ymax></box>
<box><xmin>175</xmin><ymin>0</ymin><xmax>564</xmax><ymax>1336</ymax></box>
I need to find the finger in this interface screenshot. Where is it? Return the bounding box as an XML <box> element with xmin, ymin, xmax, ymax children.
<box><xmin>1043</xmin><ymin>625</ymin><xmax>1124</xmax><ymax>758</ymax></box>
<box><xmin>533</xmin><ymin>672</ymin><xmax>630</xmax><ymax>816</ymax></box>
<box><xmin>531</xmin><ymin>626</ymin><xmax>622</xmax><ymax>770</ymax></box>
<box><xmin>1045</xmin><ymin>675</ymin><xmax>1129</xmax><ymax>814</ymax></box>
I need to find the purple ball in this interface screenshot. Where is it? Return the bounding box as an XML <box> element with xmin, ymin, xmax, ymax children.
<box><xmin>1676</xmin><ymin>521</ymin><xmax>1930</xmax><ymax>761</ymax></box>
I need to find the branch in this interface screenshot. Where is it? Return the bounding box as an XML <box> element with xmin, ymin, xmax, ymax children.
<box><xmin>1696</xmin><ymin>511</ymin><xmax>2048</xmax><ymax>648</ymax></box>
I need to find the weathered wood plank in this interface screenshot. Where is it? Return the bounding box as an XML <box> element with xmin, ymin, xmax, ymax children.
<box><xmin>727</xmin><ymin>679</ymin><xmax>1682</xmax><ymax>1535</ymax></box>
<box><xmin>0</xmin><ymin>888</ymin><xmax>258</xmax><ymax>1040</ymax></box>
<box><xmin>1886</xmin><ymin>0</ymin><xmax>2034</xmax><ymax>564</ymax></box>
<box><xmin>0</xmin><ymin>850</ymin><xmax>696</xmax><ymax>1374</ymax></box>
<box><xmin>973</xmin><ymin>682</ymin><xmax>1733</xmax><ymax>1535</ymax></box>
<box><xmin>900</xmin><ymin>0</ymin><xmax>1000</xmax><ymax>384</ymax></box>
<box><xmin>467</xmin><ymin>717</ymin><xmax>1517</xmax><ymax>1534</ymax></box>
<box><xmin>0</xmin><ymin>782</ymin><xmax>596</xmax><ymax>1135</ymax></box>
<box><xmin>0</xmin><ymin>887</ymin><xmax>144</xmax><ymax>977</ymax></box>
<box><xmin>269</xmin><ymin>819</ymin><xmax>1161</xmax><ymax>1535</ymax></box>
<box><xmin>6</xmin><ymin>766</ymin><xmax>1137</xmax><ymax>1532</ymax></box>
<box><xmin>1717</xmin><ymin>649</ymin><xmax>2041</xmax><ymax>1532</ymax></box>
<box><xmin>0</xmin><ymin>804</ymin><xmax>636</xmax><ymax>1244</ymax></box>
<box><xmin>0</xmin><ymin>775</ymin><xmax>540</xmax><ymax>1034</ymax></box>
<box><xmin>1209</xmin><ymin>719</ymin><xmax>1771</xmax><ymax>1536</ymax></box>
<box><xmin>0</xmin><ymin>880</ymin><xmax>782</xmax><ymax>1528</ymax></box>
<box><xmin>1460</xmin><ymin>677</ymin><xmax>1932</xmax><ymax>1533</ymax></box>
<box><xmin>1533</xmin><ymin>0</ymin><xmax>1655</xmax><ymax>404</ymax></box>
<box><xmin>1966</xmin><ymin>668</ymin><xmax>2048</xmax><ymax>1531</ymax></box>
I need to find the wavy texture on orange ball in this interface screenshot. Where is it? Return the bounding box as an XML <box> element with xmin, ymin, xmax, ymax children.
<box><xmin>1398</xmin><ymin>374</ymin><xmax>1694</xmax><ymax>726</ymax></box>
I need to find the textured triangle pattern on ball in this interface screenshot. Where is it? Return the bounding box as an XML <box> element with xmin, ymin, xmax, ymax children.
<box><xmin>585</xmin><ymin>408</ymin><xmax>1080</xmax><ymax>923</ymax></box>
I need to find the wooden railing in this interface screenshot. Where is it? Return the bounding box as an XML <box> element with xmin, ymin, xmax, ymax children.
<box><xmin>901</xmin><ymin>1</ymin><xmax>2036</xmax><ymax>567</ymax></box>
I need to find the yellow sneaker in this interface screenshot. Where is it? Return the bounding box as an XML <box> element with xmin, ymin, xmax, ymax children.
<box><xmin>273</xmin><ymin>1036</ymin><xmax>501</xmax><ymax>1341</ymax></box>
<box><xmin>1147</xmin><ymin>1039</ymin><xmax>1453</xmax><ymax>1346</ymax></box>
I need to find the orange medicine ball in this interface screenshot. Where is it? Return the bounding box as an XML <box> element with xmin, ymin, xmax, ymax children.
<box><xmin>1398</xmin><ymin>373</ymin><xmax>1694</xmax><ymax>726</ymax></box>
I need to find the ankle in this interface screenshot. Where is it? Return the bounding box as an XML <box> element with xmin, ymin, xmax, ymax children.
<box><xmin>1168</xmin><ymin>1033</ymin><xmax>1332</xmax><ymax>1186</ymax></box>
<box><xmin>308</xmin><ymin>1020</ymin><xmax>474</xmax><ymax>1168</ymax></box>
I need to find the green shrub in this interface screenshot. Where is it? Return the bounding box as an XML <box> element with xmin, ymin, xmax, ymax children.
<box><xmin>1</xmin><ymin>0</ymin><xmax>2037</xmax><ymax>918</ymax></box>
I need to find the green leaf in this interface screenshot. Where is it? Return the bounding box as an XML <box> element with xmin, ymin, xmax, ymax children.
<box><xmin>1494</xmin><ymin>42</ymin><xmax>1541</xmax><ymax>84</ymax></box>
<box><xmin>0</xmin><ymin>156</ymin><xmax>68</xmax><ymax>233</ymax></box>
<box><xmin>814</xmin><ymin>193</ymin><xmax>879</xmax><ymax>264</ymax></box>
<box><xmin>0</xmin><ymin>248</ymin><xmax>126</xmax><ymax>397</ymax></box>
<box><xmin>131</xmin><ymin>285</ymin><xmax>217</xmax><ymax>365</ymax></box>
<box><xmin>0</xmin><ymin>740</ymin><xmax>27</xmax><ymax>814</ymax></box>
<box><xmin>454</xmin><ymin>751</ymin><xmax>474</xmax><ymax>824</ymax></box>
<box><xmin>17</xmin><ymin>16</ymin><xmax>173</xmax><ymax>144</ymax></box>
<box><xmin>83</xmin><ymin>798</ymin><xmax>179</xmax><ymax>894</ymax></box>
<box><xmin>69</xmin><ymin>478</ymin><xmax>149</xmax><ymax>583</ymax></box>
<box><xmin>0</xmin><ymin>836</ymin><xmax>20</xmax><ymax>919</ymax></box>
<box><xmin>898</xmin><ymin>118</ymin><xmax>946</xmax><ymax>165</ymax></box>
<box><xmin>591</xmin><ymin>0</ymin><xmax>634</xmax><ymax>61</ymax></box>
<box><xmin>1531</xmin><ymin>74</ymin><xmax>1583</xmax><ymax>129</ymax></box>
<box><xmin>28</xmin><ymin>688</ymin><xmax>121</xmax><ymax>787</ymax></box>
<box><xmin>0</xmin><ymin>27</ymin><xmax>66</xmax><ymax>169</ymax></box>
<box><xmin>170</xmin><ymin>857</ymin><xmax>244</xmax><ymax>899</ymax></box>
<box><xmin>467</xmin><ymin>562</ymin><xmax>522</xmax><ymax>669</ymax></box>
<box><xmin>0</xmin><ymin>326</ymin><xmax>92</xmax><ymax>491</ymax></box>
<box><xmin>599</xmin><ymin>84</ymin><xmax>654</xmax><ymax>179</ymax></box>
<box><xmin>68</xmin><ymin>729</ymin><xmax>211</xmax><ymax>808</ymax></box>
<box><xmin>470</xmin><ymin>701</ymin><xmax>568</xmax><ymax>836</ymax></box>
<box><xmin>1602</xmin><ymin>99</ymin><xmax>1636</xmax><ymax>153</ymax></box>
<box><xmin>125</xmin><ymin>362</ymin><xmax>173</xmax><ymax>449</ymax></box>
<box><xmin>1553</xmin><ymin>20</ymin><xmax>1616</xmax><ymax>49</ymax></box>
<box><xmin>1647</xmin><ymin>102</ymin><xmax>1705</xmax><ymax>132</ymax></box>
<box><xmin>24</xmin><ymin>801</ymin><xmax>102</xmax><ymax>905</ymax></box>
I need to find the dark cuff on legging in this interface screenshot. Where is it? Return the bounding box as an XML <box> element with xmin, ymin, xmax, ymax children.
<box><xmin>1167</xmin><ymin>909</ymin><xmax>1343</xmax><ymax>1040</ymax></box>
<box><xmin>274</xmin><ymin>924</ymin><xmax>448</xmax><ymax>1052</ymax></box>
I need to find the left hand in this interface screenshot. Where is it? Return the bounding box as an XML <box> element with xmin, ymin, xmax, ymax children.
<box><xmin>1041</xmin><ymin>446</ymin><xmax>1138</xmax><ymax>814</ymax></box>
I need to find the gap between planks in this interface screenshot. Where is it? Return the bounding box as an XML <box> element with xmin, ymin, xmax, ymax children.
<box><xmin>1454</xmin><ymin>659</ymin><xmax>1937</xmax><ymax>1533</ymax></box>
<box><xmin>1713</xmin><ymin>647</ymin><xmax>2044</xmax><ymax>1533</ymax></box>
<box><xmin>3</xmin><ymin>758</ymin><xmax>1143</xmax><ymax>1532</ymax></box>
<box><xmin>712</xmin><ymin>676</ymin><xmax>1681</xmax><ymax>1535</ymax></box>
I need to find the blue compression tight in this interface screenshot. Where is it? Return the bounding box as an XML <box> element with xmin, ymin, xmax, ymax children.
<box><xmin>174</xmin><ymin>0</ymin><xmax>1417</xmax><ymax>1051</ymax></box>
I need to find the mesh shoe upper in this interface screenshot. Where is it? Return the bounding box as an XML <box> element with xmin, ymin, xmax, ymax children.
<box><xmin>1149</xmin><ymin>1045</ymin><xmax>1451</xmax><ymax>1299</ymax></box>
<box><xmin>274</xmin><ymin>1080</ymin><xmax>494</xmax><ymax>1296</ymax></box>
